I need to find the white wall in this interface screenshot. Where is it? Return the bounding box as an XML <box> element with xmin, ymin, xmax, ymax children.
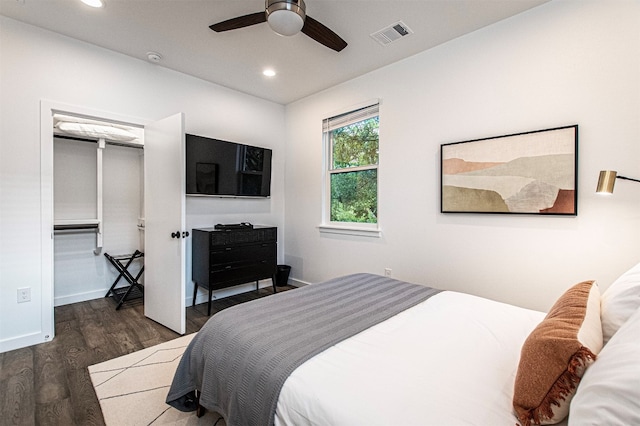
<box><xmin>0</xmin><ymin>17</ymin><xmax>285</xmax><ymax>352</ymax></box>
<box><xmin>284</xmin><ymin>0</ymin><xmax>640</xmax><ymax>312</ymax></box>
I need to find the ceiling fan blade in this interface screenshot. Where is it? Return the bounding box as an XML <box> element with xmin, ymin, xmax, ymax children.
<box><xmin>210</xmin><ymin>12</ymin><xmax>266</xmax><ymax>32</ymax></box>
<box><xmin>301</xmin><ymin>16</ymin><xmax>347</xmax><ymax>52</ymax></box>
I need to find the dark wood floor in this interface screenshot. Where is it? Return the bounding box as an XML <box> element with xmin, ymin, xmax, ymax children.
<box><xmin>0</xmin><ymin>285</ymin><xmax>294</xmax><ymax>426</ymax></box>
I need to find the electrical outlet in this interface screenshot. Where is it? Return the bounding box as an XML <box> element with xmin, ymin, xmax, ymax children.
<box><xmin>384</xmin><ymin>268</ymin><xmax>392</xmax><ymax>277</ymax></box>
<box><xmin>17</xmin><ymin>287</ymin><xmax>31</xmax><ymax>303</ymax></box>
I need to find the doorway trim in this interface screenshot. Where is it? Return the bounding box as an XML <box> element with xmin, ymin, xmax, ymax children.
<box><xmin>40</xmin><ymin>99</ymin><xmax>148</xmax><ymax>343</ymax></box>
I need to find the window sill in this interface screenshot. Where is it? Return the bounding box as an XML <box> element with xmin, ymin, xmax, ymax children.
<box><xmin>317</xmin><ymin>224</ymin><xmax>382</xmax><ymax>238</ymax></box>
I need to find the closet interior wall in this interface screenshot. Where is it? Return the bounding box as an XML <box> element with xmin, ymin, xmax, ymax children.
<box><xmin>53</xmin><ymin>134</ymin><xmax>144</xmax><ymax>307</ymax></box>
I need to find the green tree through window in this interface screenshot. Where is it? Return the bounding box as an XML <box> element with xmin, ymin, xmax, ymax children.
<box><xmin>325</xmin><ymin>105</ymin><xmax>379</xmax><ymax>224</ymax></box>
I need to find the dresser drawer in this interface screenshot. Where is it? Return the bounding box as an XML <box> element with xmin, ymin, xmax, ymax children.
<box><xmin>208</xmin><ymin>227</ymin><xmax>277</xmax><ymax>247</ymax></box>
<box><xmin>210</xmin><ymin>243</ymin><xmax>276</xmax><ymax>266</ymax></box>
<box><xmin>209</xmin><ymin>261</ymin><xmax>276</xmax><ymax>289</ymax></box>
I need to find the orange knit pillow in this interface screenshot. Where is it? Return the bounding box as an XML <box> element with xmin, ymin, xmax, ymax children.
<box><xmin>513</xmin><ymin>280</ymin><xmax>603</xmax><ymax>425</ymax></box>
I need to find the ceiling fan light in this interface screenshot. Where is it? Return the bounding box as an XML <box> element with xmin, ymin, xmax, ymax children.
<box><xmin>267</xmin><ymin>10</ymin><xmax>304</xmax><ymax>36</ymax></box>
<box><xmin>266</xmin><ymin>0</ymin><xmax>306</xmax><ymax>36</ymax></box>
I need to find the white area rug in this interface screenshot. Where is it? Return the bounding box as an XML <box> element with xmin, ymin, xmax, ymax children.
<box><xmin>88</xmin><ymin>334</ymin><xmax>225</xmax><ymax>425</ymax></box>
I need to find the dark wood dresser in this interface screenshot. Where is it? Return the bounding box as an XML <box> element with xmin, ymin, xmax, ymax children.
<box><xmin>192</xmin><ymin>226</ymin><xmax>277</xmax><ymax>315</ymax></box>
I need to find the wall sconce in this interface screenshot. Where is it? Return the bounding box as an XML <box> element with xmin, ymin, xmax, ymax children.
<box><xmin>596</xmin><ymin>170</ymin><xmax>640</xmax><ymax>194</ymax></box>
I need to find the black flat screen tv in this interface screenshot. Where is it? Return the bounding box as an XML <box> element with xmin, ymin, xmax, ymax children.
<box><xmin>185</xmin><ymin>134</ymin><xmax>272</xmax><ymax>197</ymax></box>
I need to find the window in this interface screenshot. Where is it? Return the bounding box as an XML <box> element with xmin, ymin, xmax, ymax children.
<box><xmin>321</xmin><ymin>102</ymin><xmax>380</xmax><ymax>236</ymax></box>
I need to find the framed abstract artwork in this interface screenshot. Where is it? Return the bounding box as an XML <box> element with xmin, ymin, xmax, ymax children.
<box><xmin>441</xmin><ymin>125</ymin><xmax>578</xmax><ymax>215</ymax></box>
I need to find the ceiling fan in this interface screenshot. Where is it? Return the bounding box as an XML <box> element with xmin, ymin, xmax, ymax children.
<box><xmin>209</xmin><ymin>0</ymin><xmax>347</xmax><ymax>52</ymax></box>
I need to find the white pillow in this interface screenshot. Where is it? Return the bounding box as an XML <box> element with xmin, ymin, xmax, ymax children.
<box><xmin>600</xmin><ymin>261</ymin><xmax>640</xmax><ymax>344</ymax></box>
<box><xmin>55</xmin><ymin>121</ymin><xmax>138</xmax><ymax>142</ymax></box>
<box><xmin>569</xmin><ymin>306</ymin><xmax>640</xmax><ymax>425</ymax></box>
<box><xmin>52</xmin><ymin>113</ymin><xmax>133</xmax><ymax>131</ymax></box>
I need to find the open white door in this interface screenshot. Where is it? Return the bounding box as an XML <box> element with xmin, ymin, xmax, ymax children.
<box><xmin>144</xmin><ymin>113</ymin><xmax>186</xmax><ymax>334</ymax></box>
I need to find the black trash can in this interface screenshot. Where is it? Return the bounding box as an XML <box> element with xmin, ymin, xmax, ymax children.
<box><xmin>276</xmin><ymin>265</ymin><xmax>291</xmax><ymax>287</ymax></box>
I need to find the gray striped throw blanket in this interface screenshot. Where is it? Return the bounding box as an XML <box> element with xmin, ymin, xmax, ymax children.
<box><xmin>166</xmin><ymin>273</ymin><xmax>441</xmax><ymax>426</ymax></box>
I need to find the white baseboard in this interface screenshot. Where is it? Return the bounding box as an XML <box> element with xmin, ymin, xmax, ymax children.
<box><xmin>54</xmin><ymin>288</ymin><xmax>109</xmax><ymax>307</ymax></box>
<box><xmin>53</xmin><ymin>278</ymin><xmax>307</xmax><ymax>310</ymax></box>
<box><xmin>289</xmin><ymin>277</ymin><xmax>309</xmax><ymax>287</ymax></box>
<box><xmin>0</xmin><ymin>330</ymin><xmax>52</xmax><ymax>353</ymax></box>
<box><xmin>4</xmin><ymin>279</ymin><xmax>308</xmax><ymax>354</ymax></box>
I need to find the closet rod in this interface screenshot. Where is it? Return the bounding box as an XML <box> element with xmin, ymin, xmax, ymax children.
<box><xmin>54</xmin><ymin>223</ymin><xmax>99</xmax><ymax>231</ymax></box>
<box><xmin>54</xmin><ymin>134</ymin><xmax>96</xmax><ymax>144</ymax></box>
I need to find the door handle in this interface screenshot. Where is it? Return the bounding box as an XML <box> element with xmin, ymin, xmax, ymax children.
<box><xmin>171</xmin><ymin>231</ymin><xmax>190</xmax><ymax>238</ymax></box>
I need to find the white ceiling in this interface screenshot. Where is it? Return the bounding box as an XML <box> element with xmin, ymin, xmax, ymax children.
<box><xmin>0</xmin><ymin>0</ymin><xmax>550</xmax><ymax>104</ymax></box>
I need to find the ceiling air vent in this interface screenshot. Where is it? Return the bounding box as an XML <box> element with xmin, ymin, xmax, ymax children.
<box><xmin>370</xmin><ymin>21</ymin><xmax>413</xmax><ymax>46</ymax></box>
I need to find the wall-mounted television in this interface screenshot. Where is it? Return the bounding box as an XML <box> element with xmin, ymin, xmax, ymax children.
<box><xmin>185</xmin><ymin>134</ymin><xmax>272</xmax><ymax>197</ymax></box>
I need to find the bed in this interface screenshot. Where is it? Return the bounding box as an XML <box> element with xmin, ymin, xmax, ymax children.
<box><xmin>167</xmin><ymin>266</ymin><xmax>640</xmax><ymax>426</ymax></box>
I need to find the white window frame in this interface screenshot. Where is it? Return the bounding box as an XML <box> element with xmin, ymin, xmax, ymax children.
<box><xmin>319</xmin><ymin>100</ymin><xmax>381</xmax><ymax>238</ymax></box>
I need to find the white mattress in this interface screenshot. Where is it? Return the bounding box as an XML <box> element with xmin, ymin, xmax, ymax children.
<box><xmin>275</xmin><ymin>290</ymin><xmax>545</xmax><ymax>425</ymax></box>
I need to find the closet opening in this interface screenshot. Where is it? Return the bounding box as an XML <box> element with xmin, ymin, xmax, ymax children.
<box><xmin>53</xmin><ymin>113</ymin><xmax>145</xmax><ymax>307</ymax></box>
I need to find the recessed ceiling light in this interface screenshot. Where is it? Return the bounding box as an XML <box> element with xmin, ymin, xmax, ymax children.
<box><xmin>81</xmin><ymin>0</ymin><xmax>104</xmax><ymax>8</ymax></box>
<box><xmin>263</xmin><ymin>69</ymin><xmax>276</xmax><ymax>77</ymax></box>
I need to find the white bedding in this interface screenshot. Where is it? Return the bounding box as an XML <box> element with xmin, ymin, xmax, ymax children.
<box><xmin>275</xmin><ymin>290</ymin><xmax>545</xmax><ymax>426</ymax></box>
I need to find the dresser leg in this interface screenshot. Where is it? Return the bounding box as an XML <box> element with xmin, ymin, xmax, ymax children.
<box><xmin>208</xmin><ymin>287</ymin><xmax>213</xmax><ymax>316</ymax></box>
<box><xmin>192</xmin><ymin>283</ymin><xmax>198</xmax><ymax>307</ymax></box>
